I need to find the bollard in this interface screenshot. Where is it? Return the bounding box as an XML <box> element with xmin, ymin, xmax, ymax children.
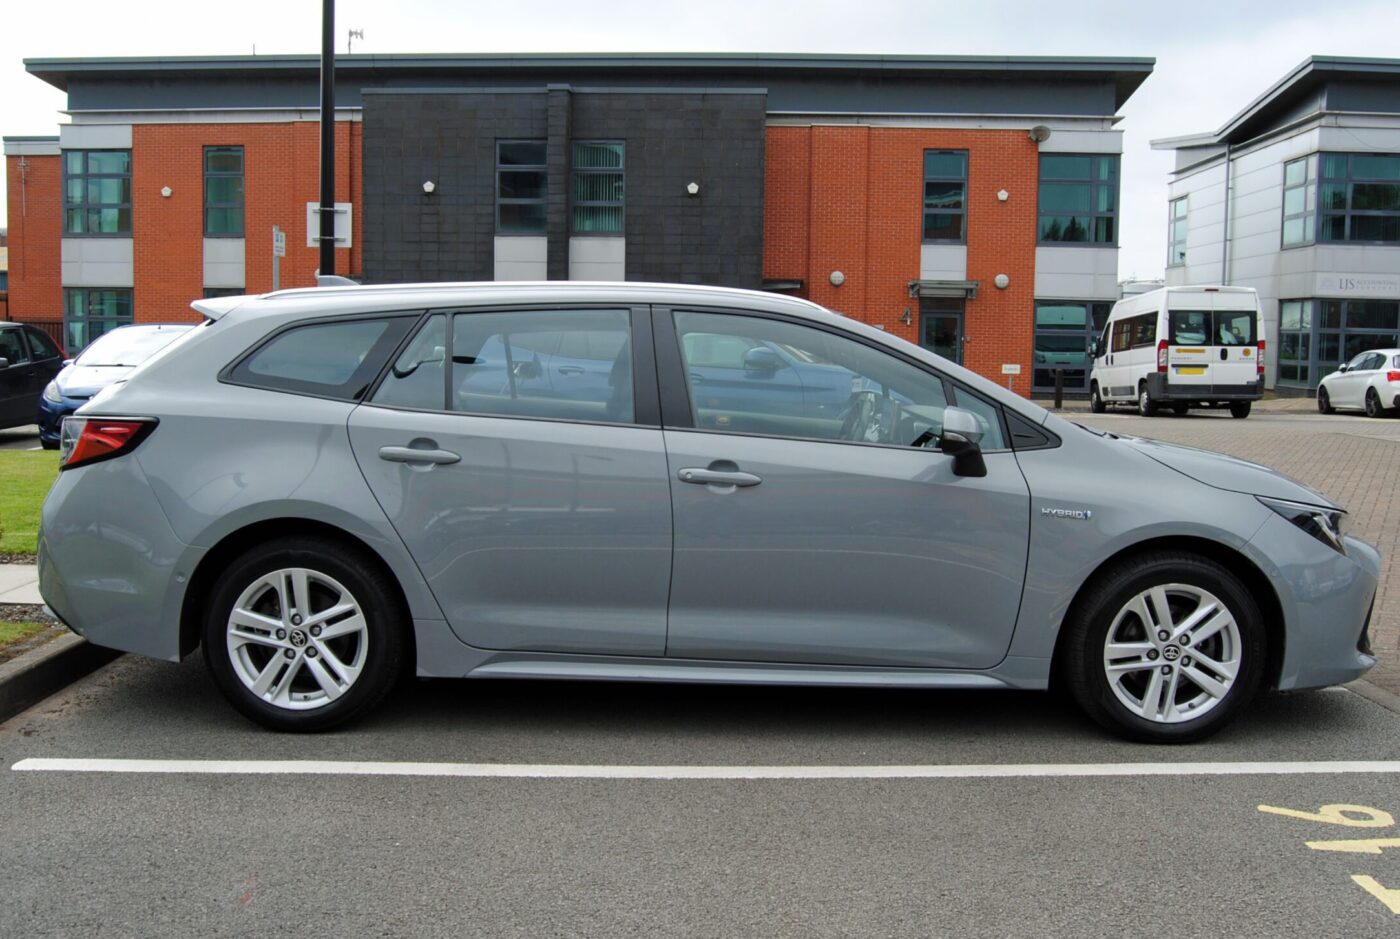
<box><xmin>1054</xmin><ymin>368</ymin><xmax>1065</xmax><ymax>410</ymax></box>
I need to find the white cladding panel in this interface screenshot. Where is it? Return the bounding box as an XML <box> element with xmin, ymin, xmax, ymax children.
<box><xmin>61</xmin><ymin>238</ymin><xmax>134</xmax><ymax>288</ymax></box>
<box><xmin>494</xmin><ymin>236</ymin><xmax>547</xmax><ymax>281</ymax></box>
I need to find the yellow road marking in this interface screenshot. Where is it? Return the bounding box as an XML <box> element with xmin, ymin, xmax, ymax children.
<box><xmin>1352</xmin><ymin>876</ymin><xmax>1400</xmax><ymax>914</ymax></box>
<box><xmin>1257</xmin><ymin>803</ymin><xmax>1395</xmax><ymax>827</ymax></box>
<box><xmin>1307</xmin><ymin>837</ymin><xmax>1400</xmax><ymax>855</ymax></box>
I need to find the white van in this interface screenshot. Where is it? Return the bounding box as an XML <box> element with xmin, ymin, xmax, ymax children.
<box><xmin>1089</xmin><ymin>286</ymin><xmax>1263</xmax><ymax>418</ymax></box>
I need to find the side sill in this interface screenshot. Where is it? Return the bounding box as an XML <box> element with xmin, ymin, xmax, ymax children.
<box><xmin>468</xmin><ymin>657</ymin><xmax>1019</xmax><ymax>689</ymax></box>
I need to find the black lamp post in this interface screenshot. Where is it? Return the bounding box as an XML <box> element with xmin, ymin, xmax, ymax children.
<box><xmin>318</xmin><ymin>0</ymin><xmax>336</xmax><ymax>276</ymax></box>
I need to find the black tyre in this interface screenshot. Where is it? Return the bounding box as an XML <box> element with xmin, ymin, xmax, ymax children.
<box><xmin>1229</xmin><ymin>401</ymin><xmax>1252</xmax><ymax>419</ymax></box>
<box><xmin>1090</xmin><ymin>383</ymin><xmax>1106</xmax><ymax>414</ymax></box>
<box><xmin>202</xmin><ymin>535</ymin><xmax>408</xmax><ymax>732</ymax></box>
<box><xmin>1365</xmin><ymin>389</ymin><xmax>1386</xmax><ymax>419</ymax></box>
<box><xmin>1062</xmin><ymin>551</ymin><xmax>1266</xmax><ymax>743</ymax></box>
<box><xmin>1317</xmin><ymin>388</ymin><xmax>1334</xmax><ymax>415</ymax></box>
<box><xmin>1137</xmin><ymin>383</ymin><xmax>1157</xmax><ymax>417</ymax></box>
<box><xmin>1171</xmin><ymin>403</ymin><xmax>1190</xmax><ymax>416</ymax></box>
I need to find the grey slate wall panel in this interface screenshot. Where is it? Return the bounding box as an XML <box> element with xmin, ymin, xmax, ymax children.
<box><xmin>363</xmin><ymin>89</ymin><xmax>765</xmax><ymax>289</ymax></box>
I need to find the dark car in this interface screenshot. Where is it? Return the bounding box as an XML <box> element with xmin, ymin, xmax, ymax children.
<box><xmin>37</xmin><ymin>324</ymin><xmax>193</xmax><ymax>449</ymax></box>
<box><xmin>0</xmin><ymin>323</ymin><xmax>65</xmax><ymax>433</ymax></box>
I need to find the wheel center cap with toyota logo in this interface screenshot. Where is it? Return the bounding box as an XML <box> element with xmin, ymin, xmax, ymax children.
<box><xmin>289</xmin><ymin>629</ymin><xmax>308</xmax><ymax>648</ymax></box>
<box><xmin>1162</xmin><ymin>644</ymin><xmax>1181</xmax><ymax>662</ymax></box>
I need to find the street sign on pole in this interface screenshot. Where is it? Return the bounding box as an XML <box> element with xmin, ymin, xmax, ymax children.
<box><xmin>272</xmin><ymin>225</ymin><xmax>284</xmax><ymax>291</ymax></box>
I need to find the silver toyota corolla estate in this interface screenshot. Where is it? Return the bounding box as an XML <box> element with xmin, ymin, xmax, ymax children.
<box><xmin>39</xmin><ymin>283</ymin><xmax>1378</xmax><ymax>742</ymax></box>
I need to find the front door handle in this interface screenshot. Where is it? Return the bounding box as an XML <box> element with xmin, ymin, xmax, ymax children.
<box><xmin>557</xmin><ymin>365</ymin><xmax>585</xmax><ymax>376</ymax></box>
<box><xmin>379</xmin><ymin>445</ymin><xmax>461</xmax><ymax>465</ymax></box>
<box><xmin>677</xmin><ymin>467</ymin><xmax>763</xmax><ymax>487</ymax></box>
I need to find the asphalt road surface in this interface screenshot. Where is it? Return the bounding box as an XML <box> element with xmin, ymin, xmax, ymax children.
<box><xmin>3</xmin><ymin>657</ymin><xmax>1400</xmax><ymax>937</ymax></box>
<box><xmin>0</xmin><ymin>425</ymin><xmax>43</xmax><ymax>451</ymax></box>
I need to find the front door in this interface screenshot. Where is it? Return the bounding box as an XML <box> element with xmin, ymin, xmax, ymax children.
<box><xmin>660</xmin><ymin>307</ymin><xmax>1030</xmax><ymax>670</ymax></box>
<box><xmin>348</xmin><ymin>307</ymin><xmax>673</xmax><ymax>657</ymax></box>
<box><xmin>921</xmin><ymin>300</ymin><xmax>963</xmax><ymax>365</ymax></box>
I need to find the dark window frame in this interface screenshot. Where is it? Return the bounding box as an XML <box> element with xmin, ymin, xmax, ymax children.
<box><xmin>63</xmin><ymin>287</ymin><xmax>134</xmax><ymax>352</ymax></box>
<box><xmin>204</xmin><ymin>146</ymin><xmax>245</xmax><ymax>238</ymax></box>
<box><xmin>496</xmin><ymin>140</ymin><xmax>548</xmax><ymax>236</ymax></box>
<box><xmin>1031</xmin><ymin>299</ymin><xmax>1112</xmax><ymax>394</ymax></box>
<box><xmin>571</xmin><ymin>141</ymin><xmax>625</xmax><ymax>236</ymax></box>
<box><xmin>1037</xmin><ymin>153</ymin><xmax>1120</xmax><ymax>246</ymax></box>
<box><xmin>62</xmin><ymin>149</ymin><xmax>132</xmax><ymax>237</ymax></box>
<box><xmin>1318</xmin><ymin>152</ymin><xmax>1400</xmax><ymax>246</ymax></box>
<box><xmin>1281</xmin><ymin>156</ymin><xmax>1316</xmax><ymax>248</ymax></box>
<box><xmin>921</xmin><ymin>150</ymin><xmax>968</xmax><ymax>244</ymax></box>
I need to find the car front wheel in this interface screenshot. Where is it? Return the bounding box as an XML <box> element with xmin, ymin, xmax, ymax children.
<box><xmin>1137</xmin><ymin>384</ymin><xmax>1157</xmax><ymax>417</ymax></box>
<box><xmin>1062</xmin><ymin>552</ymin><xmax>1265</xmax><ymax>743</ymax></box>
<box><xmin>203</xmin><ymin>536</ymin><xmax>407</xmax><ymax>732</ymax></box>
<box><xmin>1317</xmin><ymin>387</ymin><xmax>1334</xmax><ymax>414</ymax></box>
<box><xmin>1090</xmin><ymin>383</ymin><xmax>1106</xmax><ymax>414</ymax></box>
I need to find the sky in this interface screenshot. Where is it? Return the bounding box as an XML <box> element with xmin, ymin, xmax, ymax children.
<box><xmin>3</xmin><ymin>0</ymin><xmax>1398</xmax><ymax>281</ymax></box>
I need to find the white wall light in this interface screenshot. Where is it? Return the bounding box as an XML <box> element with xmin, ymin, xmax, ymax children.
<box><xmin>422</xmin><ymin>180</ymin><xmax>436</xmax><ymax>194</ymax></box>
<box><xmin>829</xmin><ymin>271</ymin><xmax>846</xmax><ymax>287</ymax></box>
<box><xmin>686</xmin><ymin>181</ymin><xmax>700</xmax><ymax>196</ymax></box>
<box><xmin>994</xmin><ymin>273</ymin><xmax>1010</xmax><ymax>289</ymax></box>
<box><xmin>160</xmin><ymin>186</ymin><xmax>172</xmax><ymax>198</ymax></box>
<box><xmin>997</xmin><ymin>189</ymin><xmax>1009</xmax><ymax>202</ymax></box>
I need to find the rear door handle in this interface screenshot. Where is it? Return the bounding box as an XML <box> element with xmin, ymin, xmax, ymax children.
<box><xmin>379</xmin><ymin>446</ymin><xmax>461</xmax><ymax>465</ymax></box>
<box><xmin>677</xmin><ymin>468</ymin><xmax>763</xmax><ymax>487</ymax></box>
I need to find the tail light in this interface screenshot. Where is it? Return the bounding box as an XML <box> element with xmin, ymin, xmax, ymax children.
<box><xmin>59</xmin><ymin>417</ymin><xmax>157</xmax><ymax>471</ymax></box>
<box><xmin>1257</xmin><ymin>339</ymin><xmax>1266</xmax><ymax>376</ymax></box>
<box><xmin>1157</xmin><ymin>339</ymin><xmax>1168</xmax><ymax>373</ymax></box>
<box><xmin>1388</xmin><ymin>371</ymin><xmax>1400</xmax><ymax>383</ymax></box>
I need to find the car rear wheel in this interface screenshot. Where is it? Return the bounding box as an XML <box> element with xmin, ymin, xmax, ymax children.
<box><xmin>1365</xmin><ymin>389</ymin><xmax>1386</xmax><ymax>419</ymax></box>
<box><xmin>1317</xmin><ymin>387</ymin><xmax>1334</xmax><ymax>414</ymax></box>
<box><xmin>1137</xmin><ymin>383</ymin><xmax>1157</xmax><ymax>417</ymax></box>
<box><xmin>1090</xmin><ymin>383</ymin><xmax>1106</xmax><ymax>414</ymax></box>
<box><xmin>1062</xmin><ymin>551</ymin><xmax>1265</xmax><ymax>743</ymax></box>
<box><xmin>1229</xmin><ymin>401</ymin><xmax>1251</xmax><ymax>419</ymax></box>
<box><xmin>203</xmin><ymin>536</ymin><xmax>407</xmax><ymax>732</ymax></box>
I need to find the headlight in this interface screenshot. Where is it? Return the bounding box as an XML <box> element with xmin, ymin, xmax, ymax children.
<box><xmin>1257</xmin><ymin>496</ymin><xmax>1349</xmax><ymax>555</ymax></box>
<box><xmin>43</xmin><ymin>382</ymin><xmax>62</xmax><ymax>403</ymax></box>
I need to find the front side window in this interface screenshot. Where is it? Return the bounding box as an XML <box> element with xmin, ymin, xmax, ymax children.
<box><xmin>229</xmin><ymin>317</ymin><xmax>416</xmax><ymax>400</ymax></box>
<box><xmin>497</xmin><ymin>141</ymin><xmax>548</xmax><ymax>234</ymax></box>
<box><xmin>64</xmin><ymin>288</ymin><xmax>133</xmax><ymax>351</ymax></box>
<box><xmin>205</xmin><ymin>146</ymin><xmax>245</xmax><ymax>237</ymax></box>
<box><xmin>23</xmin><ymin>327</ymin><xmax>63</xmax><ymax>361</ymax></box>
<box><xmin>63</xmin><ymin>150</ymin><xmax>132</xmax><ymax>236</ymax></box>
<box><xmin>1319</xmin><ymin>152</ymin><xmax>1400</xmax><ymax>244</ymax></box>
<box><xmin>572</xmin><ymin>142</ymin><xmax>624</xmax><ymax>234</ymax></box>
<box><xmin>1282</xmin><ymin>157</ymin><xmax>1316</xmax><ymax>247</ymax></box>
<box><xmin>451</xmin><ymin>309</ymin><xmax>633</xmax><ymax>423</ymax></box>
<box><xmin>1038</xmin><ymin>154</ymin><xmax>1118</xmax><ymax>244</ymax></box>
<box><xmin>922</xmin><ymin>150</ymin><xmax>968</xmax><ymax>243</ymax></box>
<box><xmin>0</xmin><ymin>329</ymin><xmax>31</xmax><ymax>366</ymax></box>
<box><xmin>1168</xmin><ymin>197</ymin><xmax>1188</xmax><ymax>266</ymax></box>
<box><xmin>671</xmin><ymin>311</ymin><xmax>1004</xmax><ymax>450</ymax></box>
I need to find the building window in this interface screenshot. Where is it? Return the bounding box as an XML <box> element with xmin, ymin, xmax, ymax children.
<box><xmin>1167</xmin><ymin>197</ymin><xmax>1188</xmax><ymax>266</ymax></box>
<box><xmin>0</xmin><ymin>271</ymin><xmax>8</xmax><ymax>292</ymax></box>
<box><xmin>203</xmin><ymin>287</ymin><xmax>243</xmax><ymax>299</ymax></box>
<box><xmin>1033</xmin><ymin>300</ymin><xmax>1112</xmax><ymax>393</ymax></box>
<box><xmin>204</xmin><ymin>146</ymin><xmax>245</xmax><ymax>237</ymax></box>
<box><xmin>922</xmin><ymin>151</ymin><xmax>968</xmax><ymax>243</ymax></box>
<box><xmin>497</xmin><ymin>141</ymin><xmax>548</xmax><ymax>234</ymax></box>
<box><xmin>1282</xmin><ymin>156</ymin><xmax>1316</xmax><ymax>247</ymax></box>
<box><xmin>1319</xmin><ymin>153</ymin><xmax>1400</xmax><ymax>244</ymax></box>
<box><xmin>1038</xmin><ymin>154</ymin><xmax>1118</xmax><ymax>244</ymax></box>
<box><xmin>64</xmin><ymin>288</ymin><xmax>133</xmax><ymax>351</ymax></box>
<box><xmin>63</xmin><ymin>150</ymin><xmax>132</xmax><ymax>236</ymax></box>
<box><xmin>572</xmin><ymin>142</ymin><xmax>624</xmax><ymax>234</ymax></box>
<box><xmin>1277</xmin><ymin>298</ymin><xmax>1400</xmax><ymax>389</ymax></box>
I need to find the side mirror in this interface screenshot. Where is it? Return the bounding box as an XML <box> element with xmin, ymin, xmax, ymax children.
<box><xmin>1337</xmin><ymin>364</ymin><xmax>1349</xmax><ymax>373</ymax></box>
<box><xmin>939</xmin><ymin>406</ymin><xmax>987</xmax><ymax>478</ymax></box>
<box><xmin>743</xmin><ymin>347</ymin><xmax>784</xmax><ymax>371</ymax></box>
<box><xmin>1088</xmin><ymin>339</ymin><xmax>1100</xmax><ymax>358</ymax></box>
<box><xmin>0</xmin><ymin>357</ymin><xmax>9</xmax><ymax>370</ymax></box>
<box><xmin>63</xmin><ymin>359</ymin><xmax>75</xmax><ymax>367</ymax></box>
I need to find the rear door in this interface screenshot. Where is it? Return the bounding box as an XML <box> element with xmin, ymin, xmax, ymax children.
<box><xmin>348</xmin><ymin>306</ymin><xmax>673</xmax><ymax>657</ymax></box>
<box><xmin>657</xmin><ymin>306</ymin><xmax>1030</xmax><ymax>669</ymax></box>
<box><xmin>1166</xmin><ymin>308</ymin><xmax>1214</xmax><ymax>394</ymax></box>
<box><xmin>1211</xmin><ymin>304</ymin><xmax>1260</xmax><ymax>389</ymax></box>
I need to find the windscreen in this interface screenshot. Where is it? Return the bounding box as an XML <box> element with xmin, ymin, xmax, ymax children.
<box><xmin>76</xmin><ymin>326</ymin><xmax>193</xmax><ymax>367</ymax></box>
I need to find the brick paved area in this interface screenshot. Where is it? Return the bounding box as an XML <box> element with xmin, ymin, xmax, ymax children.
<box><xmin>1069</xmin><ymin>399</ymin><xmax>1400</xmax><ymax>695</ymax></box>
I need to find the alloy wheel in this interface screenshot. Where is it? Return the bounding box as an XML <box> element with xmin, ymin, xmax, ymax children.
<box><xmin>1101</xmin><ymin>583</ymin><xmax>1241</xmax><ymax>724</ymax></box>
<box><xmin>226</xmin><ymin>567</ymin><xmax>370</xmax><ymax>711</ymax></box>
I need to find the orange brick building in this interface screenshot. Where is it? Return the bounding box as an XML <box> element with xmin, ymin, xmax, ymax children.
<box><xmin>4</xmin><ymin>53</ymin><xmax>1151</xmax><ymax>394</ymax></box>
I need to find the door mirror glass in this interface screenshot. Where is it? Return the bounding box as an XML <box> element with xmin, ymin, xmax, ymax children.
<box><xmin>743</xmin><ymin>346</ymin><xmax>784</xmax><ymax>371</ymax></box>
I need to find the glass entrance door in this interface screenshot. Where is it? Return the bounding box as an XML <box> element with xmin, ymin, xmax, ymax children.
<box><xmin>920</xmin><ymin>299</ymin><xmax>964</xmax><ymax>365</ymax></box>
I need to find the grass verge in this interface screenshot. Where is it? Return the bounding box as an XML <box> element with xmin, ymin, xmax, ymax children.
<box><xmin>0</xmin><ymin>450</ymin><xmax>59</xmax><ymax>556</ymax></box>
<box><xmin>0</xmin><ymin>621</ymin><xmax>49</xmax><ymax>650</ymax></box>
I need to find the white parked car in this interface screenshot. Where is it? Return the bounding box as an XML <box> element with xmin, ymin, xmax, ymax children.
<box><xmin>1316</xmin><ymin>349</ymin><xmax>1400</xmax><ymax>418</ymax></box>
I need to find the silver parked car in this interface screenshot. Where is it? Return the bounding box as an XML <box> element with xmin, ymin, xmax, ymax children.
<box><xmin>39</xmin><ymin>283</ymin><xmax>1378</xmax><ymax>742</ymax></box>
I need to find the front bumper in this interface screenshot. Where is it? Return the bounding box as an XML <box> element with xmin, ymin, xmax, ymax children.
<box><xmin>36</xmin><ymin>395</ymin><xmax>81</xmax><ymax>443</ymax></box>
<box><xmin>1247</xmin><ymin>513</ymin><xmax>1379</xmax><ymax>691</ymax></box>
<box><xmin>1145</xmin><ymin>375</ymin><xmax>1263</xmax><ymax>402</ymax></box>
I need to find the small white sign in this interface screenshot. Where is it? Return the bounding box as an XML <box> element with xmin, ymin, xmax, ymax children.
<box><xmin>306</xmin><ymin>202</ymin><xmax>354</xmax><ymax>249</ymax></box>
<box><xmin>272</xmin><ymin>227</ymin><xmax>286</xmax><ymax>258</ymax></box>
<box><xmin>1001</xmin><ymin>363</ymin><xmax>1022</xmax><ymax>375</ymax></box>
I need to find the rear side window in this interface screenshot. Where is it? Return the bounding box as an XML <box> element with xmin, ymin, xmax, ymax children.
<box><xmin>1169</xmin><ymin>310</ymin><xmax>1210</xmax><ymax>345</ymax></box>
<box><xmin>229</xmin><ymin>316</ymin><xmax>417</xmax><ymax>400</ymax></box>
<box><xmin>1129</xmin><ymin>314</ymin><xmax>1157</xmax><ymax>348</ymax></box>
<box><xmin>24</xmin><ymin>327</ymin><xmax>62</xmax><ymax>361</ymax></box>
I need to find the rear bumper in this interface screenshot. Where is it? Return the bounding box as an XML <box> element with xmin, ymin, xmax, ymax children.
<box><xmin>1146</xmin><ymin>375</ymin><xmax>1263</xmax><ymax>402</ymax></box>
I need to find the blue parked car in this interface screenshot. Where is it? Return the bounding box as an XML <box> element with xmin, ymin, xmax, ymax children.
<box><xmin>38</xmin><ymin>324</ymin><xmax>193</xmax><ymax>449</ymax></box>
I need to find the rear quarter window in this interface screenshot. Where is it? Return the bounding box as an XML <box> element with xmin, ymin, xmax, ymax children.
<box><xmin>226</xmin><ymin>316</ymin><xmax>418</xmax><ymax>400</ymax></box>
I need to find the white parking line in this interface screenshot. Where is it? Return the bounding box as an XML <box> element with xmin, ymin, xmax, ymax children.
<box><xmin>11</xmin><ymin>758</ymin><xmax>1400</xmax><ymax>779</ymax></box>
